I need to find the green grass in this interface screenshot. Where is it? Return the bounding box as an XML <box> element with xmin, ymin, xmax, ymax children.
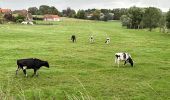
<box><xmin>0</xmin><ymin>18</ymin><xmax>170</xmax><ymax>100</ymax></box>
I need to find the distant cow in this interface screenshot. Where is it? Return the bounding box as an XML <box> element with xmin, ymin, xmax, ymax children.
<box><xmin>28</xmin><ymin>21</ymin><xmax>34</xmax><ymax>25</ymax></box>
<box><xmin>16</xmin><ymin>58</ymin><xmax>49</xmax><ymax>77</ymax></box>
<box><xmin>21</xmin><ymin>21</ymin><xmax>28</xmax><ymax>24</ymax></box>
<box><xmin>115</xmin><ymin>52</ymin><xmax>134</xmax><ymax>67</ymax></box>
<box><xmin>105</xmin><ymin>37</ymin><xmax>110</xmax><ymax>44</ymax></box>
<box><xmin>71</xmin><ymin>35</ymin><xmax>76</xmax><ymax>43</ymax></box>
<box><xmin>90</xmin><ymin>36</ymin><xmax>94</xmax><ymax>43</ymax></box>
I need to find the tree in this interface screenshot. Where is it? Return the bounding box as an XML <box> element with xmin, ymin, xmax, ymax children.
<box><xmin>39</xmin><ymin>5</ymin><xmax>50</xmax><ymax>15</ymax></box>
<box><xmin>4</xmin><ymin>13</ymin><xmax>13</xmax><ymax>21</ymax></box>
<box><xmin>166</xmin><ymin>9</ymin><xmax>170</xmax><ymax>32</ymax></box>
<box><xmin>77</xmin><ymin>10</ymin><xmax>86</xmax><ymax>19</ymax></box>
<box><xmin>159</xmin><ymin>13</ymin><xmax>167</xmax><ymax>33</ymax></box>
<box><xmin>143</xmin><ymin>7</ymin><xmax>162</xmax><ymax>31</ymax></box>
<box><xmin>91</xmin><ymin>9</ymin><xmax>101</xmax><ymax>20</ymax></box>
<box><xmin>120</xmin><ymin>15</ymin><xmax>132</xmax><ymax>28</ymax></box>
<box><xmin>0</xmin><ymin>13</ymin><xmax>4</xmax><ymax>24</ymax></box>
<box><xmin>128</xmin><ymin>6</ymin><xmax>144</xmax><ymax>29</ymax></box>
<box><xmin>28</xmin><ymin>7</ymin><xmax>38</xmax><ymax>15</ymax></box>
<box><xmin>62</xmin><ymin>7</ymin><xmax>76</xmax><ymax>18</ymax></box>
<box><xmin>49</xmin><ymin>6</ymin><xmax>60</xmax><ymax>15</ymax></box>
<box><xmin>103</xmin><ymin>13</ymin><xmax>114</xmax><ymax>21</ymax></box>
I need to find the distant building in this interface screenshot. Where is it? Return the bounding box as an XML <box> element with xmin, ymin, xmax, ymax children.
<box><xmin>0</xmin><ymin>8</ymin><xmax>12</xmax><ymax>14</ymax></box>
<box><xmin>13</xmin><ymin>9</ymin><xmax>33</xmax><ymax>21</ymax></box>
<box><xmin>13</xmin><ymin>9</ymin><xmax>28</xmax><ymax>15</ymax></box>
<box><xmin>44</xmin><ymin>15</ymin><xmax>60</xmax><ymax>21</ymax></box>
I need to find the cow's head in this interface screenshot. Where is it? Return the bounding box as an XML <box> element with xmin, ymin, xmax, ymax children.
<box><xmin>43</xmin><ymin>61</ymin><xmax>49</xmax><ymax>68</ymax></box>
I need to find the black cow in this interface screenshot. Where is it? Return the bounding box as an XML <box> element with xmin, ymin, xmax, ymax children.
<box><xmin>16</xmin><ymin>58</ymin><xmax>49</xmax><ymax>77</ymax></box>
<box><xmin>71</xmin><ymin>35</ymin><xmax>76</xmax><ymax>43</ymax></box>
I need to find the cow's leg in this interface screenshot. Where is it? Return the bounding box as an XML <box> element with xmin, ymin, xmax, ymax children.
<box><xmin>23</xmin><ymin>66</ymin><xmax>27</xmax><ymax>77</ymax></box>
<box><xmin>16</xmin><ymin>66</ymin><xmax>21</xmax><ymax>75</ymax></box>
<box><xmin>115</xmin><ymin>58</ymin><xmax>117</xmax><ymax>64</ymax></box>
<box><xmin>32</xmin><ymin>69</ymin><xmax>38</xmax><ymax>77</ymax></box>
<box><xmin>117</xmin><ymin>60</ymin><xmax>120</xmax><ymax>67</ymax></box>
<box><xmin>124</xmin><ymin>61</ymin><xmax>126</xmax><ymax>65</ymax></box>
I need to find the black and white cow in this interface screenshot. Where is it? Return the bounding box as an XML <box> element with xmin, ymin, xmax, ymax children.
<box><xmin>16</xmin><ymin>58</ymin><xmax>49</xmax><ymax>77</ymax></box>
<box><xmin>90</xmin><ymin>35</ymin><xmax>94</xmax><ymax>43</ymax></box>
<box><xmin>105</xmin><ymin>37</ymin><xmax>110</xmax><ymax>44</ymax></box>
<box><xmin>115</xmin><ymin>52</ymin><xmax>134</xmax><ymax>67</ymax></box>
<box><xmin>71</xmin><ymin>35</ymin><xmax>76</xmax><ymax>43</ymax></box>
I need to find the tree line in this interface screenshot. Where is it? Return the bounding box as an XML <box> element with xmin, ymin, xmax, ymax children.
<box><xmin>28</xmin><ymin>5</ymin><xmax>128</xmax><ymax>21</ymax></box>
<box><xmin>120</xmin><ymin>6</ymin><xmax>170</xmax><ymax>32</ymax></box>
<box><xmin>1</xmin><ymin>5</ymin><xmax>170</xmax><ymax>32</ymax></box>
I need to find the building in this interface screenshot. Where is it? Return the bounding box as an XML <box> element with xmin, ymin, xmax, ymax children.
<box><xmin>13</xmin><ymin>9</ymin><xmax>33</xmax><ymax>21</ymax></box>
<box><xmin>44</xmin><ymin>15</ymin><xmax>60</xmax><ymax>21</ymax></box>
<box><xmin>0</xmin><ymin>8</ymin><xmax>12</xmax><ymax>14</ymax></box>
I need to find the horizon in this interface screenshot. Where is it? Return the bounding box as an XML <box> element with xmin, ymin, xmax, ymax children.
<box><xmin>0</xmin><ymin>0</ymin><xmax>169</xmax><ymax>12</ymax></box>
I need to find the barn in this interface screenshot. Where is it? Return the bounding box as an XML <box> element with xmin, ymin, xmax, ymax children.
<box><xmin>44</xmin><ymin>15</ymin><xmax>60</xmax><ymax>21</ymax></box>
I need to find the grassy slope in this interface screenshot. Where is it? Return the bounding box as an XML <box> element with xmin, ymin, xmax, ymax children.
<box><xmin>0</xmin><ymin>18</ymin><xmax>170</xmax><ymax>100</ymax></box>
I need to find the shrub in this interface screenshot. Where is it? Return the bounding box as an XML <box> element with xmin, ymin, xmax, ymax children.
<box><xmin>16</xmin><ymin>19</ymin><xmax>23</xmax><ymax>23</ymax></box>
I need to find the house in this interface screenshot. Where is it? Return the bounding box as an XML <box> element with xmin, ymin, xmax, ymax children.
<box><xmin>13</xmin><ymin>9</ymin><xmax>33</xmax><ymax>21</ymax></box>
<box><xmin>44</xmin><ymin>15</ymin><xmax>60</xmax><ymax>21</ymax></box>
<box><xmin>0</xmin><ymin>8</ymin><xmax>12</xmax><ymax>14</ymax></box>
<box><xmin>13</xmin><ymin>9</ymin><xmax>28</xmax><ymax>15</ymax></box>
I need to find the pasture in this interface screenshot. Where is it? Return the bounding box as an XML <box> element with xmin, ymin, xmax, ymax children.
<box><xmin>0</xmin><ymin>18</ymin><xmax>170</xmax><ymax>100</ymax></box>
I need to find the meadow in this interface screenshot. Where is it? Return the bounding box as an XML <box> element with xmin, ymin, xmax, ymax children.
<box><xmin>0</xmin><ymin>18</ymin><xmax>170</xmax><ymax>100</ymax></box>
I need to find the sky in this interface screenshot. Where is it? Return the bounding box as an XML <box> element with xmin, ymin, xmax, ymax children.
<box><xmin>0</xmin><ymin>0</ymin><xmax>170</xmax><ymax>12</ymax></box>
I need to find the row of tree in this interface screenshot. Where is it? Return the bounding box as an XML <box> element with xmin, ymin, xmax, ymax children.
<box><xmin>28</xmin><ymin>5</ymin><xmax>128</xmax><ymax>21</ymax></box>
<box><xmin>120</xmin><ymin>6</ymin><xmax>170</xmax><ymax>32</ymax></box>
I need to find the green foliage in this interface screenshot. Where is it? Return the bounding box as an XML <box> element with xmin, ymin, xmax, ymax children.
<box><xmin>16</xmin><ymin>19</ymin><xmax>23</xmax><ymax>23</ymax></box>
<box><xmin>0</xmin><ymin>13</ymin><xmax>4</xmax><ymax>24</ymax></box>
<box><xmin>120</xmin><ymin>15</ymin><xmax>132</xmax><ymax>28</ymax></box>
<box><xmin>112</xmin><ymin>8</ymin><xmax>128</xmax><ymax>20</ymax></box>
<box><xmin>159</xmin><ymin>13</ymin><xmax>167</xmax><ymax>33</ymax></box>
<box><xmin>128</xmin><ymin>6</ymin><xmax>144</xmax><ymax>29</ymax></box>
<box><xmin>143</xmin><ymin>7</ymin><xmax>162</xmax><ymax>31</ymax></box>
<box><xmin>102</xmin><ymin>13</ymin><xmax>114</xmax><ymax>21</ymax></box>
<box><xmin>166</xmin><ymin>9</ymin><xmax>170</xmax><ymax>29</ymax></box>
<box><xmin>76</xmin><ymin>10</ymin><xmax>86</xmax><ymax>19</ymax></box>
<box><xmin>28</xmin><ymin>7</ymin><xmax>38</xmax><ymax>15</ymax></box>
<box><xmin>14</xmin><ymin>14</ymin><xmax>25</xmax><ymax>22</ymax></box>
<box><xmin>91</xmin><ymin>9</ymin><xmax>101</xmax><ymax>20</ymax></box>
<box><xmin>62</xmin><ymin>7</ymin><xmax>76</xmax><ymax>18</ymax></box>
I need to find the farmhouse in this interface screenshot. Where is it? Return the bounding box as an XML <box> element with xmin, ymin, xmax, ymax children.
<box><xmin>0</xmin><ymin>8</ymin><xmax>12</xmax><ymax>14</ymax></box>
<box><xmin>44</xmin><ymin>15</ymin><xmax>60</xmax><ymax>21</ymax></box>
<box><xmin>13</xmin><ymin>9</ymin><xmax>33</xmax><ymax>21</ymax></box>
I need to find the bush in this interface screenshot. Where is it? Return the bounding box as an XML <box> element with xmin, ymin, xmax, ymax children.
<box><xmin>33</xmin><ymin>16</ymin><xmax>43</xmax><ymax>20</ymax></box>
<box><xmin>32</xmin><ymin>20</ymin><xmax>36</xmax><ymax>24</ymax></box>
<box><xmin>16</xmin><ymin>19</ymin><xmax>23</xmax><ymax>23</ymax></box>
<box><xmin>14</xmin><ymin>14</ymin><xmax>25</xmax><ymax>22</ymax></box>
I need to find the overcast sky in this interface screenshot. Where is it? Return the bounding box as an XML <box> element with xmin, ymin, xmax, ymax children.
<box><xmin>0</xmin><ymin>0</ymin><xmax>169</xmax><ymax>12</ymax></box>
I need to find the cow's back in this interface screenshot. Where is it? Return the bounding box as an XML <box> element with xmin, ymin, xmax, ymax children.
<box><xmin>17</xmin><ymin>58</ymin><xmax>35</xmax><ymax>68</ymax></box>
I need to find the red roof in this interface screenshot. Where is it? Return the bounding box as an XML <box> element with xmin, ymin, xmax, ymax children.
<box><xmin>0</xmin><ymin>8</ymin><xmax>11</xmax><ymax>13</ymax></box>
<box><xmin>44</xmin><ymin>15</ymin><xmax>60</xmax><ymax>19</ymax></box>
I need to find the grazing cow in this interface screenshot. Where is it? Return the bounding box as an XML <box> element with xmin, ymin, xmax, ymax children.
<box><xmin>16</xmin><ymin>58</ymin><xmax>49</xmax><ymax>77</ymax></box>
<box><xmin>89</xmin><ymin>36</ymin><xmax>94</xmax><ymax>43</ymax></box>
<box><xmin>115</xmin><ymin>52</ymin><xmax>134</xmax><ymax>67</ymax></box>
<box><xmin>71</xmin><ymin>35</ymin><xmax>76</xmax><ymax>43</ymax></box>
<box><xmin>105</xmin><ymin>37</ymin><xmax>110</xmax><ymax>44</ymax></box>
<box><xmin>21</xmin><ymin>21</ymin><xmax>28</xmax><ymax>24</ymax></box>
<box><xmin>28</xmin><ymin>21</ymin><xmax>34</xmax><ymax>25</ymax></box>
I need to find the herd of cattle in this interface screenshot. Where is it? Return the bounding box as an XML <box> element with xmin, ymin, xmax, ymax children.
<box><xmin>16</xmin><ymin>35</ymin><xmax>134</xmax><ymax>77</ymax></box>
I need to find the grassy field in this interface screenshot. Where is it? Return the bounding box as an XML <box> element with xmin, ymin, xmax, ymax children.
<box><xmin>0</xmin><ymin>18</ymin><xmax>170</xmax><ymax>100</ymax></box>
